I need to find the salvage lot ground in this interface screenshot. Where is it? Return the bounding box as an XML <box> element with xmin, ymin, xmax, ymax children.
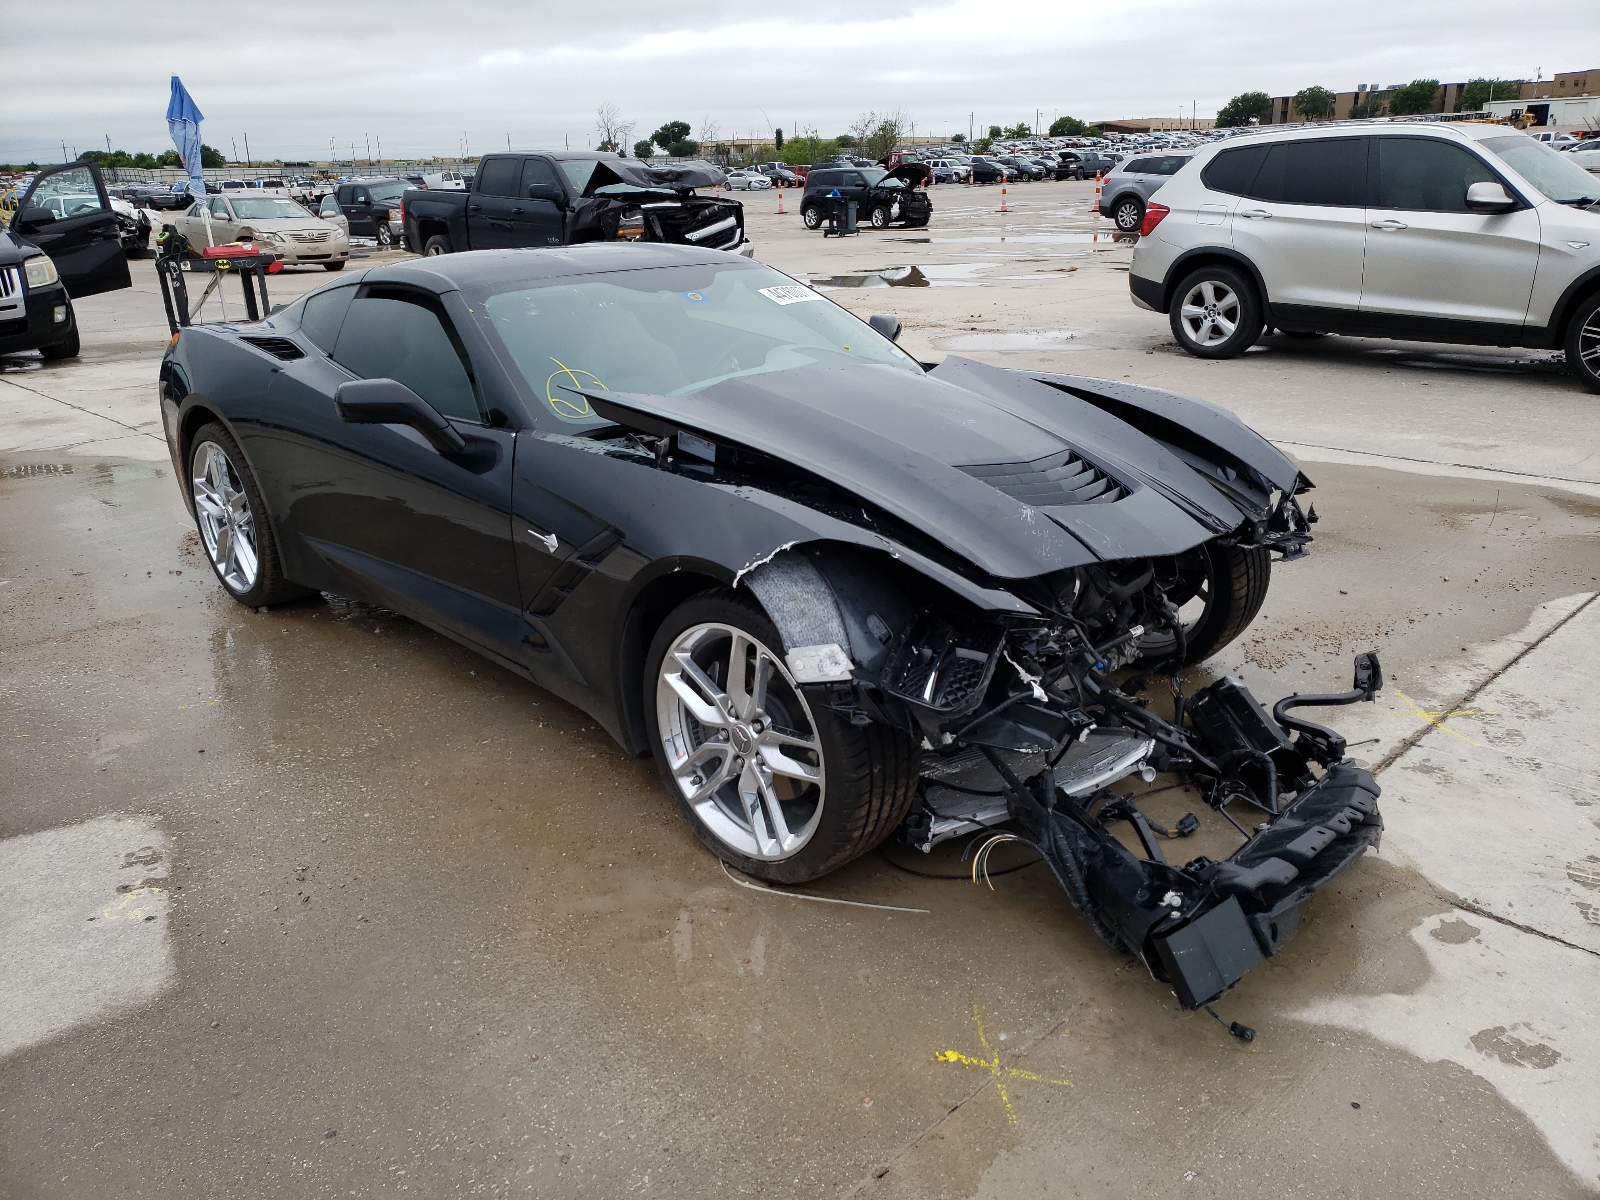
<box><xmin>2</xmin><ymin>179</ymin><xmax>1599</xmax><ymax>1198</ymax></box>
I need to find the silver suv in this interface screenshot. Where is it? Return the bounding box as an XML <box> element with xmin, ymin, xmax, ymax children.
<box><xmin>1098</xmin><ymin>152</ymin><xmax>1193</xmax><ymax>232</ymax></box>
<box><xmin>1128</xmin><ymin>124</ymin><xmax>1600</xmax><ymax>391</ymax></box>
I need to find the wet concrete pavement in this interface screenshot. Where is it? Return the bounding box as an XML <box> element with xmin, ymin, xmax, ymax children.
<box><xmin>2</xmin><ymin>187</ymin><xmax>1599</xmax><ymax>1197</ymax></box>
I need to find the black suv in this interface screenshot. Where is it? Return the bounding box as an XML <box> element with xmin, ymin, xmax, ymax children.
<box><xmin>800</xmin><ymin>165</ymin><xmax>933</xmax><ymax>230</ymax></box>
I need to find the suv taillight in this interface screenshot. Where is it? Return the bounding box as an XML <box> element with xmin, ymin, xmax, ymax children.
<box><xmin>1139</xmin><ymin>202</ymin><xmax>1170</xmax><ymax>237</ymax></box>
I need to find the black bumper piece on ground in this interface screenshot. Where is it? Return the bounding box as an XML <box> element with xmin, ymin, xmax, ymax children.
<box><xmin>986</xmin><ymin>659</ymin><xmax>1384</xmax><ymax>1013</ymax></box>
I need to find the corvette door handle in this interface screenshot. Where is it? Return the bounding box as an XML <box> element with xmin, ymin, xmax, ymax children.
<box><xmin>1242</xmin><ymin>207</ymin><xmax>1272</xmax><ymax>219</ymax></box>
<box><xmin>1370</xmin><ymin>219</ymin><xmax>1409</xmax><ymax>231</ymax></box>
<box><xmin>467</xmin><ymin>203</ymin><xmax>481</xmax><ymax>213</ymax></box>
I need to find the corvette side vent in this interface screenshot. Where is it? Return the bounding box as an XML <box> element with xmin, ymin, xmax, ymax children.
<box><xmin>241</xmin><ymin>336</ymin><xmax>305</xmax><ymax>361</ymax></box>
<box><xmin>958</xmin><ymin>448</ymin><xmax>1126</xmax><ymax>506</ymax></box>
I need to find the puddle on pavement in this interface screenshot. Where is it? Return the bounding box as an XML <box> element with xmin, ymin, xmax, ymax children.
<box><xmin>943</xmin><ymin>330</ymin><xmax>1080</xmax><ymax>350</ymax></box>
<box><xmin>809</xmin><ymin>264</ymin><xmax>988</xmax><ymax>289</ymax></box>
<box><xmin>1365</xmin><ymin>349</ymin><xmax>1567</xmax><ymax>376</ymax></box>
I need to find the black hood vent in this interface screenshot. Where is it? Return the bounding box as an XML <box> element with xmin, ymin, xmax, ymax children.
<box><xmin>958</xmin><ymin>448</ymin><xmax>1126</xmax><ymax>506</ymax></box>
<box><xmin>241</xmin><ymin>336</ymin><xmax>305</xmax><ymax>361</ymax></box>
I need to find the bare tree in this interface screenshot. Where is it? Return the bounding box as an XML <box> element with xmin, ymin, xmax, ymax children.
<box><xmin>594</xmin><ymin>103</ymin><xmax>635</xmax><ymax>154</ymax></box>
<box><xmin>849</xmin><ymin>110</ymin><xmax>906</xmax><ymax>161</ymax></box>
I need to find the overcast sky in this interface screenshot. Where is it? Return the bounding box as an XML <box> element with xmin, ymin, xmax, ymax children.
<box><xmin>5</xmin><ymin>0</ymin><xmax>1595</xmax><ymax>164</ymax></box>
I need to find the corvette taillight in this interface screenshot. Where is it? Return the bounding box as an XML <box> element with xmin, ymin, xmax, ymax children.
<box><xmin>1139</xmin><ymin>202</ymin><xmax>1170</xmax><ymax>237</ymax></box>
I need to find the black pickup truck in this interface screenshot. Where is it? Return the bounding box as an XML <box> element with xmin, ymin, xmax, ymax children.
<box><xmin>403</xmin><ymin>152</ymin><xmax>747</xmax><ymax>256</ymax></box>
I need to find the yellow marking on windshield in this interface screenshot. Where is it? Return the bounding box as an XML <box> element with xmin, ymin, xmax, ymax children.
<box><xmin>545</xmin><ymin>357</ymin><xmax>606</xmax><ymax>420</ymax></box>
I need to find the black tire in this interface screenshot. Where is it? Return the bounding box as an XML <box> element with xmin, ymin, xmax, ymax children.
<box><xmin>39</xmin><ymin>326</ymin><xmax>80</xmax><ymax>360</ymax></box>
<box><xmin>644</xmin><ymin>588</ymin><xmax>920</xmax><ymax>884</ymax></box>
<box><xmin>1138</xmin><ymin>541</ymin><xmax>1271</xmax><ymax>666</ymax></box>
<box><xmin>1564</xmin><ymin>291</ymin><xmax>1600</xmax><ymax>394</ymax></box>
<box><xmin>422</xmin><ymin>234</ymin><xmax>451</xmax><ymax>256</ymax></box>
<box><xmin>801</xmin><ymin>205</ymin><xmax>822</xmax><ymax>230</ymax></box>
<box><xmin>1112</xmin><ymin>196</ymin><xmax>1144</xmax><ymax>233</ymax></box>
<box><xmin>186</xmin><ymin>422</ymin><xmax>309</xmax><ymax>609</ymax></box>
<box><xmin>323</xmin><ymin>261</ymin><xmax>346</xmax><ymax>271</ymax></box>
<box><xmin>869</xmin><ymin>205</ymin><xmax>891</xmax><ymax>229</ymax></box>
<box><xmin>1168</xmin><ymin>264</ymin><xmax>1263</xmax><ymax>359</ymax></box>
<box><xmin>375</xmin><ymin>223</ymin><xmax>395</xmax><ymax>248</ymax></box>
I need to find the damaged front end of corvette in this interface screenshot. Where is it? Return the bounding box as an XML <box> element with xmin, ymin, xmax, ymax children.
<box><xmin>566</xmin><ymin>364</ymin><xmax>1377</xmax><ymax>1019</ymax></box>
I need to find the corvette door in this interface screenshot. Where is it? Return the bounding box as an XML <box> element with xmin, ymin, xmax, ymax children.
<box><xmin>10</xmin><ymin>162</ymin><xmax>131</xmax><ymax>298</ymax></box>
<box><xmin>259</xmin><ymin>283</ymin><xmax>522</xmax><ymax>661</ymax></box>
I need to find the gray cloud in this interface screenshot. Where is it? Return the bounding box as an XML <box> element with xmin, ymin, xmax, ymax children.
<box><xmin>4</xmin><ymin>0</ymin><xmax>1593</xmax><ymax>163</ymax></box>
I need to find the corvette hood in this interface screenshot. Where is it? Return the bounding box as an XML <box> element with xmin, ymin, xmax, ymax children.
<box><xmin>574</xmin><ymin>356</ymin><xmax>1298</xmax><ymax>581</ymax></box>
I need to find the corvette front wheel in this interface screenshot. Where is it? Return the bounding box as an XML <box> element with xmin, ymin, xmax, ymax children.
<box><xmin>645</xmin><ymin>590</ymin><xmax>918</xmax><ymax>884</ymax></box>
<box><xmin>188</xmin><ymin>423</ymin><xmax>308</xmax><ymax>609</ymax></box>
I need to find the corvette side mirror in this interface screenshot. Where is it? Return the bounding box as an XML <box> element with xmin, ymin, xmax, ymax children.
<box><xmin>335</xmin><ymin>378</ymin><xmax>467</xmax><ymax>454</ymax></box>
<box><xmin>868</xmin><ymin>313</ymin><xmax>902</xmax><ymax>342</ymax></box>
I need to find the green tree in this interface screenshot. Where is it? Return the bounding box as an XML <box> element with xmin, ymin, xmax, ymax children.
<box><xmin>987</xmin><ymin>125</ymin><xmax>1003</xmax><ymax>140</ymax></box>
<box><xmin>1049</xmin><ymin>116</ymin><xmax>1086</xmax><ymax>137</ymax></box>
<box><xmin>1216</xmin><ymin>91</ymin><xmax>1272</xmax><ymax>127</ymax></box>
<box><xmin>1004</xmin><ymin>122</ymin><xmax>1032</xmax><ymax>138</ymax></box>
<box><xmin>1388</xmin><ymin>79</ymin><xmax>1441</xmax><ymax>115</ymax></box>
<box><xmin>633</xmin><ymin>139</ymin><xmax>655</xmax><ymax>159</ymax></box>
<box><xmin>835</xmin><ymin>134</ymin><xmax>856</xmax><ymax>148</ymax></box>
<box><xmin>1455</xmin><ymin>78</ymin><xmax>1518</xmax><ymax>112</ymax></box>
<box><xmin>199</xmin><ymin>144</ymin><xmax>225</xmax><ymax>168</ymax></box>
<box><xmin>650</xmin><ymin>121</ymin><xmax>692</xmax><ymax>151</ymax></box>
<box><xmin>157</xmin><ymin>150</ymin><xmax>182</xmax><ymax>167</ymax></box>
<box><xmin>951</xmin><ymin>132</ymin><xmax>966</xmax><ymax>144</ymax></box>
<box><xmin>1348</xmin><ymin>98</ymin><xmax>1385</xmax><ymax>119</ymax></box>
<box><xmin>774</xmin><ymin>127</ymin><xmax>784</xmax><ymax>150</ymax></box>
<box><xmin>973</xmin><ymin>136</ymin><xmax>994</xmax><ymax>153</ymax></box>
<box><xmin>664</xmin><ymin>139</ymin><xmax>699</xmax><ymax>158</ymax></box>
<box><xmin>1292</xmin><ymin>86</ymin><xmax>1337</xmax><ymax>120</ymax></box>
<box><xmin>780</xmin><ymin>136</ymin><xmax>838</xmax><ymax>166</ymax></box>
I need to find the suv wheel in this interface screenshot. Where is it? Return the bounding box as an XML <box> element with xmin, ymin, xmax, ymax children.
<box><xmin>801</xmin><ymin>205</ymin><xmax>822</xmax><ymax>230</ymax></box>
<box><xmin>869</xmin><ymin>205</ymin><xmax>891</xmax><ymax>228</ymax></box>
<box><xmin>1565</xmin><ymin>292</ymin><xmax>1600</xmax><ymax>394</ymax></box>
<box><xmin>1112</xmin><ymin>197</ymin><xmax>1144</xmax><ymax>232</ymax></box>
<box><xmin>1169</xmin><ymin>265</ymin><xmax>1263</xmax><ymax>359</ymax></box>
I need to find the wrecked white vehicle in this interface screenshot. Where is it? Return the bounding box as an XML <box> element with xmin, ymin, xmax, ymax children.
<box><xmin>161</xmin><ymin>243</ymin><xmax>1380</xmax><ymax>1023</ymax></box>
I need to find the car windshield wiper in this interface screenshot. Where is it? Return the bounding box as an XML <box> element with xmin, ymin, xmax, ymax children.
<box><xmin>1559</xmin><ymin>196</ymin><xmax>1598</xmax><ymax>208</ymax></box>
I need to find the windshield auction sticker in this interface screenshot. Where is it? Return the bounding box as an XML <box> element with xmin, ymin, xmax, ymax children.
<box><xmin>758</xmin><ymin>285</ymin><xmax>822</xmax><ymax>305</ymax></box>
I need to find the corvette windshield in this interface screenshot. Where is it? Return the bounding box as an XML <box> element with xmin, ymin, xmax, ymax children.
<box><xmin>476</xmin><ymin>262</ymin><xmax>922</xmax><ymax>427</ymax></box>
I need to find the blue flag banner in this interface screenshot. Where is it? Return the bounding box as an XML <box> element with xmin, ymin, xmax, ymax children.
<box><xmin>166</xmin><ymin>76</ymin><xmax>206</xmax><ymax>198</ymax></box>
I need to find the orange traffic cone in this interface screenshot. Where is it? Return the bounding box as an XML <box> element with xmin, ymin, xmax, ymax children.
<box><xmin>998</xmin><ymin>182</ymin><xmax>1009</xmax><ymax>213</ymax></box>
<box><xmin>776</xmin><ymin>184</ymin><xmax>785</xmax><ymax>214</ymax></box>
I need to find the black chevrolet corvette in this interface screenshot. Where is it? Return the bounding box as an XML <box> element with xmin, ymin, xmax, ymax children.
<box><xmin>159</xmin><ymin>243</ymin><xmax>1381</xmax><ymax>1017</ymax></box>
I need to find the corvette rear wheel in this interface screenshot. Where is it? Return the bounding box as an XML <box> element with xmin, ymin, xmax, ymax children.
<box><xmin>1138</xmin><ymin>541</ymin><xmax>1271</xmax><ymax>666</ymax></box>
<box><xmin>646</xmin><ymin>590</ymin><xmax>919</xmax><ymax>884</ymax></box>
<box><xmin>188</xmin><ymin>422</ymin><xmax>307</xmax><ymax>609</ymax></box>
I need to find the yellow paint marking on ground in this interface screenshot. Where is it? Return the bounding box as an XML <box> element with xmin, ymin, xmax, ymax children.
<box><xmin>934</xmin><ymin>1005</ymin><xmax>1072</xmax><ymax>1125</ymax></box>
<box><xmin>1390</xmin><ymin>689</ymin><xmax>1498</xmax><ymax>748</ymax></box>
<box><xmin>102</xmin><ymin>887</ymin><xmax>168</xmax><ymax>921</ymax></box>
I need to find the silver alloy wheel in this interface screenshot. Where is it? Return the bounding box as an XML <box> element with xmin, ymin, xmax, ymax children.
<box><xmin>1581</xmin><ymin>309</ymin><xmax>1600</xmax><ymax>375</ymax></box>
<box><xmin>1179</xmin><ymin>279</ymin><xmax>1240</xmax><ymax>348</ymax></box>
<box><xmin>1114</xmin><ymin>200</ymin><xmax>1142</xmax><ymax>231</ymax></box>
<box><xmin>657</xmin><ymin>622</ymin><xmax>824</xmax><ymax>861</ymax></box>
<box><xmin>191</xmin><ymin>440</ymin><xmax>259</xmax><ymax>595</ymax></box>
<box><xmin>376</xmin><ymin>223</ymin><xmax>394</xmax><ymax>247</ymax></box>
